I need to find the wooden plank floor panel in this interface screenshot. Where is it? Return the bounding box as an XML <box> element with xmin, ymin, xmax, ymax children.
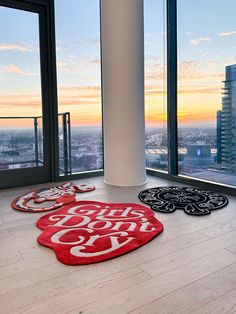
<box><xmin>0</xmin><ymin>228</ymin><xmax>209</xmax><ymax>299</ymax></box>
<box><xmin>130</xmin><ymin>262</ymin><xmax>236</xmax><ymax>314</ymax></box>
<box><xmin>139</xmin><ymin>230</ymin><xmax>236</xmax><ymax>278</ymax></box>
<box><xmin>0</xmin><ymin>175</ymin><xmax>235</xmax><ymax>314</ymax></box>
<box><xmin>12</xmin><ymin>268</ymin><xmax>151</xmax><ymax>314</ymax></box>
<box><xmin>199</xmin><ymin>219</ymin><xmax>236</xmax><ymax>238</ymax></box>
<box><xmin>191</xmin><ymin>288</ymin><xmax>236</xmax><ymax>314</ymax></box>
<box><xmin>226</xmin><ymin>244</ymin><xmax>236</xmax><ymax>255</ymax></box>
<box><xmin>68</xmin><ymin>250</ymin><xmax>236</xmax><ymax>314</ymax></box>
<box><xmin>1</xmin><ymin>267</ymin><xmax>151</xmax><ymax>314</ymax></box>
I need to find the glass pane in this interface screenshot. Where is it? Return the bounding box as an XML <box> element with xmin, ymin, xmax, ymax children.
<box><xmin>55</xmin><ymin>0</ymin><xmax>103</xmax><ymax>175</ymax></box>
<box><xmin>177</xmin><ymin>0</ymin><xmax>236</xmax><ymax>186</ymax></box>
<box><xmin>0</xmin><ymin>6</ymin><xmax>43</xmax><ymax>171</ymax></box>
<box><xmin>144</xmin><ymin>0</ymin><xmax>168</xmax><ymax>172</ymax></box>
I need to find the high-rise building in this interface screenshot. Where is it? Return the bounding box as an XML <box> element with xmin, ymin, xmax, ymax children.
<box><xmin>216</xmin><ymin>110</ymin><xmax>222</xmax><ymax>163</ymax></box>
<box><xmin>217</xmin><ymin>64</ymin><xmax>236</xmax><ymax>172</ymax></box>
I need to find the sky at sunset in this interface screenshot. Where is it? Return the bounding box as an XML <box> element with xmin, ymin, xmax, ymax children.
<box><xmin>0</xmin><ymin>0</ymin><xmax>236</xmax><ymax>128</ymax></box>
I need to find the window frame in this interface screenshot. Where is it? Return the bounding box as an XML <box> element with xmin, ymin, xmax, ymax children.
<box><xmin>0</xmin><ymin>0</ymin><xmax>58</xmax><ymax>188</ymax></box>
<box><xmin>147</xmin><ymin>0</ymin><xmax>236</xmax><ymax>196</ymax></box>
<box><xmin>1</xmin><ymin>0</ymin><xmax>236</xmax><ymax>195</ymax></box>
<box><xmin>54</xmin><ymin>0</ymin><xmax>104</xmax><ymax>180</ymax></box>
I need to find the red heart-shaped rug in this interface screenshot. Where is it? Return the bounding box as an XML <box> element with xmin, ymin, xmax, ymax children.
<box><xmin>36</xmin><ymin>201</ymin><xmax>164</xmax><ymax>265</ymax></box>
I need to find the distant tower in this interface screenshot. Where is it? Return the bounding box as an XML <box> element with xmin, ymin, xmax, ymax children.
<box><xmin>220</xmin><ymin>64</ymin><xmax>236</xmax><ymax>173</ymax></box>
<box><xmin>216</xmin><ymin>110</ymin><xmax>222</xmax><ymax>163</ymax></box>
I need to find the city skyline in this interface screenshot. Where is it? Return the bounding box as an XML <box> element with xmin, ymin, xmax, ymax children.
<box><xmin>1</xmin><ymin>1</ymin><xmax>236</xmax><ymax>127</ymax></box>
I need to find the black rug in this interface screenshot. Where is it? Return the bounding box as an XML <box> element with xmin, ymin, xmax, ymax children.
<box><xmin>138</xmin><ymin>186</ymin><xmax>228</xmax><ymax>216</ymax></box>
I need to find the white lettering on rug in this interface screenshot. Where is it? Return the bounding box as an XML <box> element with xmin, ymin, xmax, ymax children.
<box><xmin>47</xmin><ymin>203</ymin><xmax>156</xmax><ymax>258</ymax></box>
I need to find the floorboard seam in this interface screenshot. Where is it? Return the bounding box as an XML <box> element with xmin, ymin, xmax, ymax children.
<box><xmin>126</xmin><ymin>260</ymin><xmax>236</xmax><ymax>314</ymax></box>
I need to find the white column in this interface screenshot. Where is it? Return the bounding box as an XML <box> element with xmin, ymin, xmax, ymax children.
<box><xmin>101</xmin><ymin>0</ymin><xmax>146</xmax><ymax>186</ymax></box>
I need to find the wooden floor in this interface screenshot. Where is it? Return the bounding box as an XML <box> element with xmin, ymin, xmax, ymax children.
<box><xmin>1</xmin><ymin>175</ymin><xmax>236</xmax><ymax>314</ymax></box>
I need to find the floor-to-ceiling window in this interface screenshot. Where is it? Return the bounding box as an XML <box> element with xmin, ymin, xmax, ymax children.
<box><xmin>0</xmin><ymin>1</ymin><xmax>54</xmax><ymax>189</ymax></box>
<box><xmin>177</xmin><ymin>0</ymin><xmax>236</xmax><ymax>187</ymax></box>
<box><xmin>144</xmin><ymin>0</ymin><xmax>168</xmax><ymax>172</ymax></box>
<box><xmin>0</xmin><ymin>6</ymin><xmax>43</xmax><ymax>170</ymax></box>
<box><xmin>55</xmin><ymin>0</ymin><xmax>103</xmax><ymax>175</ymax></box>
<box><xmin>1</xmin><ymin>0</ymin><xmax>236</xmax><ymax>193</ymax></box>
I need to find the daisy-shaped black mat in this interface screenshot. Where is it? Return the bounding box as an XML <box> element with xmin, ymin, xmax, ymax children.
<box><xmin>138</xmin><ymin>186</ymin><xmax>228</xmax><ymax>216</ymax></box>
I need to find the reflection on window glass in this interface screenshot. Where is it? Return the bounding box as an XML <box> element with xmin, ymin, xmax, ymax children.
<box><xmin>178</xmin><ymin>0</ymin><xmax>236</xmax><ymax>186</ymax></box>
<box><xmin>144</xmin><ymin>0</ymin><xmax>168</xmax><ymax>172</ymax></box>
<box><xmin>55</xmin><ymin>0</ymin><xmax>103</xmax><ymax>175</ymax></box>
<box><xmin>0</xmin><ymin>7</ymin><xmax>43</xmax><ymax>170</ymax></box>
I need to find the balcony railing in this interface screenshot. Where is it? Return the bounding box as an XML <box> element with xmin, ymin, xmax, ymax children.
<box><xmin>58</xmin><ymin>112</ymin><xmax>72</xmax><ymax>175</ymax></box>
<box><xmin>0</xmin><ymin>112</ymin><xmax>72</xmax><ymax>175</ymax></box>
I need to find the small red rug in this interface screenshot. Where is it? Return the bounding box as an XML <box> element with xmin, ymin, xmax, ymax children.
<box><xmin>36</xmin><ymin>201</ymin><xmax>164</xmax><ymax>265</ymax></box>
<box><xmin>11</xmin><ymin>183</ymin><xmax>95</xmax><ymax>213</ymax></box>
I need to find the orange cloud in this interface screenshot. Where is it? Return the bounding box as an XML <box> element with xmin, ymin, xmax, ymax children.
<box><xmin>0</xmin><ymin>58</ymin><xmax>225</xmax><ymax>129</ymax></box>
<box><xmin>178</xmin><ymin>87</ymin><xmax>221</xmax><ymax>95</ymax></box>
<box><xmin>0</xmin><ymin>43</ymin><xmax>32</xmax><ymax>52</ymax></box>
<box><xmin>177</xmin><ymin>60</ymin><xmax>224</xmax><ymax>81</ymax></box>
<box><xmin>57</xmin><ymin>61</ymin><xmax>74</xmax><ymax>72</ymax></box>
<box><xmin>0</xmin><ymin>93</ymin><xmax>41</xmax><ymax>108</ymax></box>
<box><xmin>145</xmin><ymin>60</ymin><xmax>224</xmax><ymax>87</ymax></box>
<box><xmin>0</xmin><ymin>85</ymin><xmax>102</xmax><ymax>127</ymax></box>
<box><xmin>218</xmin><ymin>30</ymin><xmax>236</xmax><ymax>37</ymax></box>
<box><xmin>56</xmin><ymin>57</ymin><xmax>101</xmax><ymax>74</ymax></box>
<box><xmin>59</xmin><ymin>85</ymin><xmax>101</xmax><ymax>92</ymax></box>
<box><xmin>1</xmin><ymin>64</ymin><xmax>35</xmax><ymax>76</ymax></box>
<box><xmin>177</xmin><ymin>110</ymin><xmax>217</xmax><ymax>124</ymax></box>
<box><xmin>189</xmin><ymin>37</ymin><xmax>211</xmax><ymax>46</ymax></box>
<box><xmin>57</xmin><ymin>85</ymin><xmax>102</xmax><ymax>126</ymax></box>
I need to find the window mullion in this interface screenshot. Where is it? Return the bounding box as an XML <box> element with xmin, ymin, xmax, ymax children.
<box><xmin>167</xmin><ymin>0</ymin><xmax>178</xmax><ymax>176</ymax></box>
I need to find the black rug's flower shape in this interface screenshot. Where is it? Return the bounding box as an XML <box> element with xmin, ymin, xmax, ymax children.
<box><xmin>138</xmin><ymin>186</ymin><xmax>228</xmax><ymax>216</ymax></box>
